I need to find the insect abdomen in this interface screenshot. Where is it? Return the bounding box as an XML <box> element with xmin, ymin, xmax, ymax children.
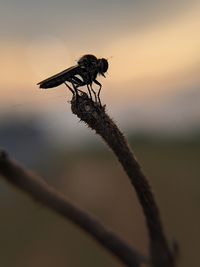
<box><xmin>38</xmin><ymin>77</ymin><xmax>66</xmax><ymax>89</ymax></box>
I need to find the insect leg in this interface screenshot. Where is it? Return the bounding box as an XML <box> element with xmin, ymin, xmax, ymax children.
<box><xmin>66</xmin><ymin>77</ymin><xmax>80</xmax><ymax>98</ymax></box>
<box><xmin>75</xmin><ymin>77</ymin><xmax>92</xmax><ymax>99</ymax></box>
<box><xmin>64</xmin><ymin>82</ymin><xmax>74</xmax><ymax>95</ymax></box>
<box><xmin>72</xmin><ymin>76</ymin><xmax>93</xmax><ymax>100</ymax></box>
<box><xmin>94</xmin><ymin>79</ymin><xmax>102</xmax><ymax>106</ymax></box>
<box><xmin>86</xmin><ymin>84</ymin><xmax>93</xmax><ymax>100</ymax></box>
<box><xmin>69</xmin><ymin>77</ymin><xmax>85</xmax><ymax>98</ymax></box>
<box><xmin>65</xmin><ymin>81</ymin><xmax>79</xmax><ymax>105</ymax></box>
<box><xmin>90</xmin><ymin>84</ymin><xmax>97</xmax><ymax>103</ymax></box>
<box><xmin>71</xmin><ymin>81</ymin><xmax>79</xmax><ymax>98</ymax></box>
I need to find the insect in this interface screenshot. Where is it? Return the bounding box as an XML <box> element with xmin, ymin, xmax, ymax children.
<box><xmin>37</xmin><ymin>54</ymin><xmax>109</xmax><ymax>105</ymax></box>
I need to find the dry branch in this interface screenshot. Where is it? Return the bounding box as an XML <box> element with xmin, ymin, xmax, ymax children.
<box><xmin>71</xmin><ymin>94</ymin><xmax>175</xmax><ymax>267</ymax></box>
<box><xmin>0</xmin><ymin>149</ymin><xmax>147</xmax><ymax>267</ymax></box>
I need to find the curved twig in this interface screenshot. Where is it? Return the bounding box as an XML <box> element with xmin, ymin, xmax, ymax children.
<box><xmin>0</xmin><ymin>149</ymin><xmax>147</xmax><ymax>267</ymax></box>
<box><xmin>71</xmin><ymin>94</ymin><xmax>175</xmax><ymax>267</ymax></box>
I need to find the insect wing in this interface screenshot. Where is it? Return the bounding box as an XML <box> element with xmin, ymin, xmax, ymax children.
<box><xmin>37</xmin><ymin>65</ymin><xmax>80</xmax><ymax>89</ymax></box>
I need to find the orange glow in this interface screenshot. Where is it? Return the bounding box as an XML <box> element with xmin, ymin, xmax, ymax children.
<box><xmin>105</xmin><ymin>7</ymin><xmax>200</xmax><ymax>86</ymax></box>
<box><xmin>0</xmin><ymin>4</ymin><xmax>199</xmax><ymax>106</ymax></box>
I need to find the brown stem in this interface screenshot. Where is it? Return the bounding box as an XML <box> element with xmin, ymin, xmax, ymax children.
<box><xmin>71</xmin><ymin>94</ymin><xmax>175</xmax><ymax>267</ymax></box>
<box><xmin>0</xmin><ymin>149</ymin><xmax>147</xmax><ymax>267</ymax></box>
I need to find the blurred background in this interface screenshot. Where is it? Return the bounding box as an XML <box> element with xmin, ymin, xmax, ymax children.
<box><xmin>0</xmin><ymin>0</ymin><xmax>199</xmax><ymax>266</ymax></box>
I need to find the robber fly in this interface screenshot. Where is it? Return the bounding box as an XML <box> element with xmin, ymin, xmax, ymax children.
<box><xmin>37</xmin><ymin>54</ymin><xmax>108</xmax><ymax>105</ymax></box>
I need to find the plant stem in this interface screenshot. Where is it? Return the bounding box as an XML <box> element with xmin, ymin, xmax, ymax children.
<box><xmin>0</xmin><ymin>149</ymin><xmax>147</xmax><ymax>267</ymax></box>
<box><xmin>71</xmin><ymin>94</ymin><xmax>175</xmax><ymax>267</ymax></box>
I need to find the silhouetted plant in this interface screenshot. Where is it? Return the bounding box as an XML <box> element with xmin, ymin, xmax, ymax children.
<box><xmin>71</xmin><ymin>93</ymin><xmax>176</xmax><ymax>267</ymax></box>
<box><xmin>0</xmin><ymin>93</ymin><xmax>177</xmax><ymax>267</ymax></box>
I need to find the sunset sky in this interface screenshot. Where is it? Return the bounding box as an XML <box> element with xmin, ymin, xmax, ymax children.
<box><xmin>0</xmin><ymin>0</ymin><xmax>199</xmax><ymax>136</ymax></box>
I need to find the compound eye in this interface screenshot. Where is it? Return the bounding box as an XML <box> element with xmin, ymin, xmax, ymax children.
<box><xmin>99</xmin><ymin>58</ymin><xmax>108</xmax><ymax>73</ymax></box>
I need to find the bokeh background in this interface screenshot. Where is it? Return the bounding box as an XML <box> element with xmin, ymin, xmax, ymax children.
<box><xmin>0</xmin><ymin>1</ymin><xmax>199</xmax><ymax>266</ymax></box>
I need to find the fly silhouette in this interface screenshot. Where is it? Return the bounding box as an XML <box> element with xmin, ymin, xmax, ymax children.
<box><xmin>37</xmin><ymin>54</ymin><xmax>109</xmax><ymax>105</ymax></box>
